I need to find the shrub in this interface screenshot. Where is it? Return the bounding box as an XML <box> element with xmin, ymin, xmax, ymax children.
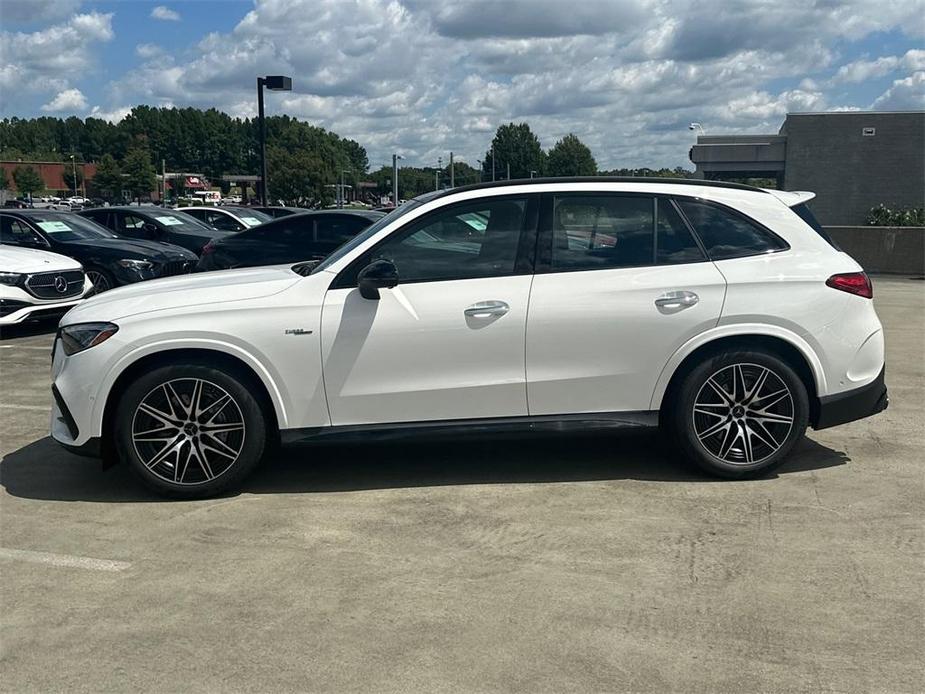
<box><xmin>865</xmin><ymin>204</ymin><xmax>925</xmax><ymax>227</ymax></box>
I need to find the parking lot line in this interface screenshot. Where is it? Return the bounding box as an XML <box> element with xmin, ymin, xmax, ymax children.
<box><xmin>0</xmin><ymin>547</ymin><xmax>131</xmax><ymax>572</ymax></box>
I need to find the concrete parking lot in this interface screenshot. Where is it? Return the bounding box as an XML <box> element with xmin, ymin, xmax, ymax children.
<box><xmin>1</xmin><ymin>276</ymin><xmax>922</xmax><ymax>693</ymax></box>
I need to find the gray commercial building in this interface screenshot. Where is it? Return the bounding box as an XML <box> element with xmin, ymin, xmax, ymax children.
<box><xmin>689</xmin><ymin>111</ymin><xmax>925</xmax><ymax>225</ymax></box>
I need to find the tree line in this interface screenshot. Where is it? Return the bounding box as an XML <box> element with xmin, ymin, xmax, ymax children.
<box><xmin>0</xmin><ymin>108</ymin><xmax>692</xmax><ymax>204</ymax></box>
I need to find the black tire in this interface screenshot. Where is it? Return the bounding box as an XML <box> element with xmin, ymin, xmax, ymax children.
<box><xmin>86</xmin><ymin>266</ymin><xmax>115</xmax><ymax>292</ymax></box>
<box><xmin>114</xmin><ymin>361</ymin><xmax>267</xmax><ymax>498</ymax></box>
<box><xmin>671</xmin><ymin>349</ymin><xmax>809</xmax><ymax>479</ymax></box>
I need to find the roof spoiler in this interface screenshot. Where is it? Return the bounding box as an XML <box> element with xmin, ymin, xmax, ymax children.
<box><xmin>763</xmin><ymin>189</ymin><xmax>816</xmax><ymax>207</ymax></box>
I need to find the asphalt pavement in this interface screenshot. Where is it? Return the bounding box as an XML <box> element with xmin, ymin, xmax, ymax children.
<box><xmin>1</xmin><ymin>276</ymin><xmax>922</xmax><ymax>693</ymax></box>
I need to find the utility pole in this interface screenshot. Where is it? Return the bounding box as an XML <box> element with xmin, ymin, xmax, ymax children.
<box><xmin>70</xmin><ymin>154</ymin><xmax>77</xmax><ymax>197</ymax></box>
<box><xmin>435</xmin><ymin>157</ymin><xmax>442</xmax><ymax>191</ymax></box>
<box><xmin>392</xmin><ymin>153</ymin><xmax>403</xmax><ymax>207</ymax></box>
<box><xmin>162</xmin><ymin>159</ymin><xmax>166</xmax><ymax>203</ymax></box>
<box><xmin>449</xmin><ymin>152</ymin><xmax>454</xmax><ymax>188</ymax></box>
<box><xmin>477</xmin><ymin>160</ymin><xmax>482</xmax><ymax>182</ymax></box>
<box><xmin>506</xmin><ymin>162</ymin><xmax>510</xmax><ymax>180</ymax></box>
<box><xmin>491</xmin><ymin>146</ymin><xmax>495</xmax><ymax>181</ymax></box>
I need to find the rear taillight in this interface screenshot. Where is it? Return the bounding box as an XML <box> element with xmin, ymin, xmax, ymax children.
<box><xmin>826</xmin><ymin>272</ymin><xmax>873</xmax><ymax>299</ymax></box>
<box><xmin>201</xmin><ymin>241</ymin><xmax>215</xmax><ymax>255</ymax></box>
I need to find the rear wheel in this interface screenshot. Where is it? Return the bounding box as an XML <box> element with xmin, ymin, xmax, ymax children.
<box><xmin>114</xmin><ymin>362</ymin><xmax>267</xmax><ymax>498</ymax></box>
<box><xmin>672</xmin><ymin>350</ymin><xmax>809</xmax><ymax>478</ymax></box>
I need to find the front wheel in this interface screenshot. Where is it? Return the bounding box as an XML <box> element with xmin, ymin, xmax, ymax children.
<box><xmin>671</xmin><ymin>350</ymin><xmax>809</xmax><ymax>478</ymax></box>
<box><xmin>114</xmin><ymin>362</ymin><xmax>267</xmax><ymax>498</ymax></box>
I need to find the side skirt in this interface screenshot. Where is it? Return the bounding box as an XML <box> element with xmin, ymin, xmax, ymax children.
<box><xmin>280</xmin><ymin>411</ymin><xmax>659</xmax><ymax>446</ymax></box>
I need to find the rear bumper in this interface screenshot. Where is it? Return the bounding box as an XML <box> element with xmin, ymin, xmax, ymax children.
<box><xmin>814</xmin><ymin>367</ymin><xmax>888</xmax><ymax>430</ymax></box>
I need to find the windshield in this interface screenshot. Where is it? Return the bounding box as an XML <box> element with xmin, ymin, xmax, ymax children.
<box><xmin>31</xmin><ymin>213</ymin><xmax>118</xmax><ymax>241</ymax></box>
<box><xmin>227</xmin><ymin>208</ymin><xmax>272</xmax><ymax>226</ymax></box>
<box><xmin>311</xmin><ymin>194</ymin><xmax>437</xmax><ymax>274</ymax></box>
<box><xmin>149</xmin><ymin>210</ymin><xmax>214</xmax><ymax>233</ymax></box>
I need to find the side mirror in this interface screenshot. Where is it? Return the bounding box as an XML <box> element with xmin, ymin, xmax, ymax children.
<box><xmin>357</xmin><ymin>259</ymin><xmax>398</xmax><ymax>300</ymax></box>
<box><xmin>143</xmin><ymin>222</ymin><xmax>162</xmax><ymax>238</ymax></box>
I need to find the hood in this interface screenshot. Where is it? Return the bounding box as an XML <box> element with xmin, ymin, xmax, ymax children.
<box><xmin>0</xmin><ymin>245</ymin><xmax>82</xmax><ymax>273</ymax></box>
<box><xmin>62</xmin><ymin>264</ymin><xmax>301</xmax><ymax>323</ymax></box>
<box><xmin>62</xmin><ymin>237</ymin><xmax>198</xmax><ymax>260</ymax></box>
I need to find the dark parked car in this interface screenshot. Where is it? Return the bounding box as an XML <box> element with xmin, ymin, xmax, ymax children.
<box><xmin>0</xmin><ymin>210</ymin><xmax>197</xmax><ymax>292</ymax></box>
<box><xmin>78</xmin><ymin>206</ymin><xmax>229</xmax><ymax>256</ymax></box>
<box><xmin>197</xmin><ymin>210</ymin><xmax>383</xmax><ymax>271</ymax></box>
<box><xmin>250</xmin><ymin>206</ymin><xmax>305</xmax><ymax>218</ymax></box>
<box><xmin>176</xmin><ymin>205</ymin><xmax>273</xmax><ymax>232</ymax></box>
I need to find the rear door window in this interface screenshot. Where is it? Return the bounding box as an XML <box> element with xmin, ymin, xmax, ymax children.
<box><xmin>676</xmin><ymin>199</ymin><xmax>788</xmax><ymax>260</ymax></box>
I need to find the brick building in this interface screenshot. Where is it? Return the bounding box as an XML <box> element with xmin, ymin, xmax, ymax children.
<box><xmin>0</xmin><ymin>160</ymin><xmax>97</xmax><ymax>195</ymax></box>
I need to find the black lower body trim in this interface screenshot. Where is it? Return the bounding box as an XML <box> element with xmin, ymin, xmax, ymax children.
<box><xmin>281</xmin><ymin>411</ymin><xmax>659</xmax><ymax>446</ymax></box>
<box><xmin>814</xmin><ymin>367</ymin><xmax>888</xmax><ymax>430</ymax></box>
<box><xmin>51</xmin><ymin>384</ymin><xmax>80</xmax><ymax>440</ymax></box>
<box><xmin>56</xmin><ymin>436</ymin><xmax>101</xmax><ymax>458</ymax></box>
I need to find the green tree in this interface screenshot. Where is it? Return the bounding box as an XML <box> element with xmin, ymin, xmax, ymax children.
<box><xmin>122</xmin><ymin>147</ymin><xmax>157</xmax><ymax>201</ymax></box>
<box><xmin>483</xmin><ymin>123</ymin><xmax>545</xmax><ymax>180</ymax></box>
<box><xmin>91</xmin><ymin>154</ymin><xmax>123</xmax><ymax>201</ymax></box>
<box><xmin>12</xmin><ymin>166</ymin><xmax>44</xmax><ymax>197</ymax></box>
<box><xmin>546</xmin><ymin>134</ymin><xmax>598</xmax><ymax>177</ymax></box>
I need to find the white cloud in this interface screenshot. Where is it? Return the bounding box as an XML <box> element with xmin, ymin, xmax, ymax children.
<box><xmin>0</xmin><ymin>12</ymin><xmax>113</xmax><ymax>93</ymax></box>
<box><xmin>151</xmin><ymin>6</ymin><xmax>181</xmax><ymax>22</ymax></box>
<box><xmin>41</xmin><ymin>87</ymin><xmax>87</xmax><ymax>111</ymax></box>
<box><xmin>0</xmin><ymin>0</ymin><xmax>81</xmax><ymax>24</ymax></box>
<box><xmin>93</xmin><ymin>0</ymin><xmax>925</xmax><ymax>169</ymax></box>
<box><xmin>88</xmin><ymin>104</ymin><xmax>132</xmax><ymax>122</ymax></box>
<box><xmin>135</xmin><ymin>43</ymin><xmax>164</xmax><ymax>59</ymax></box>
<box><xmin>872</xmin><ymin>72</ymin><xmax>925</xmax><ymax>110</ymax></box>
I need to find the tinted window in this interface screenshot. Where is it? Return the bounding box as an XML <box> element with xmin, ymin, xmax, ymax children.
<box><xmin>0</xmin><ymin>216</ymin><xmax>45</xmax><ymax>245</ymax></box>
<box><xmin>677</xmin><ymin>199</ymin><xmax>786</xmax><ymax>260</ymax></box>
<box><xmin>657</xmin><ymin>199</ymin><xmax>705</xmax><ymax>264</ymax></box>
<box><xmin>793</xmin><ymin>202</ymin><xmax>839</xmax><ymax>249</ymax></box>
<box><xmin>367</xmin><ymin>197</ymin><xmax>527</xmax><ymax>283</ymax></box>
<box><xmin>81</xmin><ymin>209</ymin><xmax>110</xmax><ymax>227</ymax></box>
<box><xmin>208</xmin><ymin>211</ymin><xmax>244</xmax><ymax>232</ymax></box>
<box><xmin>242</xmin><ymin>216</ymin><xmax>313</xmax><ymax>242</ymax></box>
<box><xmin>552</xmin><ymin>195</ymin><xmax>654</xmax><ymax>270</ymax></box>
<box><xmin>316</xmin><ymin>216</ymin><xmax>372</xmax><ymax>245</ymax></box>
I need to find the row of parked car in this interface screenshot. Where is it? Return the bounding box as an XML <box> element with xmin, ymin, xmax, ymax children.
<box><xmin>0</xmin><ymin>204</ymin><xmax>384</xmax><ymax>326</ymax></box>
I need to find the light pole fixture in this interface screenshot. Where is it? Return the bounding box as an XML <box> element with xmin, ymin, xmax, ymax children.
<box><xmin>257</xmin><ymin>74</ymin><xmax>293</xmax><ymax>205</ymax></box>
<box><xmin>339</xmin><ymin>169</ymin><xmax>350</xmax><ymax>208</ymax></box>
<box><xmin>70</xmin><ymin>154</ymin><xmax>78</xmax><ymax>197</ymax></box>
<box><xmin>688</xmin><ymin>122</ymin><xmax>705</xmax><ymax>135</ymax></box>
<box><xmin>392</xmin><ymin>153</ymin><xmax>403</xmax><ymax>207</ymax></box>
<box><xmin>529</xmin><ymin>170</ymin><xmax>537</xmax><ymax>179</ymax></box>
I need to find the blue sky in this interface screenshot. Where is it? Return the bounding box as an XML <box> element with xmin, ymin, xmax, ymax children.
<box><xmin>2</xmin><ymin>0</ymin><xmax>923</xmax><ymax>169</ymax></box>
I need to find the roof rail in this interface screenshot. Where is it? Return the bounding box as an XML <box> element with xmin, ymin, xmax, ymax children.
<box><xmin>434</xmin><ymin>176</ymin><xmax>768</xmax><ymax>199</ymax></box>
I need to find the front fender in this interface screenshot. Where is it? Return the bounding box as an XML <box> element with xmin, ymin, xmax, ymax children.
<box><xmin>91</xmin><ymin>335</ymin><xmax>291</xmax><ymax>437</ymax></box>
<box><xmin>648</xmin><ymin>323</ymin><xmax>827</xmax><ymax>410</ymax></box>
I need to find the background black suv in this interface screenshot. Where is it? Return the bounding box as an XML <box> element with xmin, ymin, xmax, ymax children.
<box><xmin>79</xmin><ymin>207</ymin><xmax>231</xmax><ymax>256</ymax></box>
<box><xmin>196</xmin><ymin>210</ymin><xmax>383</xmax><ymax>271</ymax></box>
<box><xmin>0</xmin><ymin>210</ymin><xmax>197</xmax><ymax>291</ymax></box>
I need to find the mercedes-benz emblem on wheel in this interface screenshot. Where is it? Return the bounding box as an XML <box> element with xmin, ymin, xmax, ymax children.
<box><xmin>54</xmin><ymin>275</ymin><xmax>68</xmax><ymax>293</ymax></box>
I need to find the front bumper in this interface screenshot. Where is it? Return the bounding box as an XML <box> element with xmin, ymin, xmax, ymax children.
<box><xmin>0</xmin><ymin>297</ymin><xmax>84</xmax><ymax>325</ymax></box>
<box><xmin>814</xmin><ymin>366</ymin><xmax>888</xmax><ymax>430</ymax></box>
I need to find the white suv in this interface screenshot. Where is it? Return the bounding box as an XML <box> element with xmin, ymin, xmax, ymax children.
<box><xmin>50</xmin><ymin>179</ymin><xmax>887</xmax><ymax>498</ymax></box>
<box><xmin>1</xmin><ymin>246</ymin><xmax>93</xmax><ymax>326</ymax></box>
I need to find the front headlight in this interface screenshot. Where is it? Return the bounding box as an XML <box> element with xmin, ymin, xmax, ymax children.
<box><xmin>59</xmin><ymin>322</ymin><xmax>119</xmax><ymax>356</ymax></box>
<box><xmin>0</xmin><ymin>271</ymin><xmax>22</xmax><ymax>286</ymax></box>
<box><xmin>117</xmin><ymin>259</ymin><xmax>154</xmax><ymax>271</ymax></box>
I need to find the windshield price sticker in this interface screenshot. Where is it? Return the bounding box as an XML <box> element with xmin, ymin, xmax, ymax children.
<box><xmin>156</xmin><ymin>216</ymin><xmax>184</xmax><ymax>226</ymax></box>
<box><xmin>36</xmin><ymin>221</ymin><xmax>72</xmax><ymax>233</ymax></box>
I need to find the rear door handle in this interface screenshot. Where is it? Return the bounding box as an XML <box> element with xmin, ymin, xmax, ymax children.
<box><xmin>464</xmin><ymin>300</ymin><xmax>510</xmax><ymax>318</ymax></box>
<box><xmin>655</xmin><ymin>291</ymin><xmax>699</xmax><ymax>310</ymax></box>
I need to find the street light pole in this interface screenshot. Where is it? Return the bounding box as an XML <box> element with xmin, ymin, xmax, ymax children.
<box><xmin>449</xmin><ymin>152</ymin><xmax>454</xmax><ymax>188</ymax></box>
<box><xmin>256</xmin><ymin>74</ymin><xmax>292</xmax><ymax>206</ymax></box>
<box><xmin>392</xmin><ymin>153</ymin><xmax>403</xmax><ymax>207</ymax></box>
<box><xmin>70</xmin><ymin>154</ymin><xmax>77</xmax><ymax>197</ymax></box>
<box><xmin>491</xmin><ymin>146</ymin><xmax>495</xmax><ymax>181</ymax></box>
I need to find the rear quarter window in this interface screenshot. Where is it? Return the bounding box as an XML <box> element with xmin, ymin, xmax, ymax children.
<box><xmin>676</xmin><ymin>199</ymin><xmax>788</xmax><ymax>260</ymax></box>
<box><xmin>792</xmin><ymin>203</ymin><xmax>840</xmax><ymax>250</ymax></box>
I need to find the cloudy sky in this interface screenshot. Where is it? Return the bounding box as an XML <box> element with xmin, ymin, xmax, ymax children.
<box><xmin>1</xmin><ymin>0</ymin><xmax>923</xmax><ymax>169</ymax></box>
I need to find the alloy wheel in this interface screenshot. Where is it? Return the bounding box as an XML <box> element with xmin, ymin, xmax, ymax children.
<box><xmin>692</xmin><ymin>363</ymin><xmax>794</xmax><ymax>465</ymax></box>
<box><xmin>131</xmin><ymin>378</ymin><xmax>246</xmax><ymax>485</ymax></box>
<box><xmin>86</xmin><ymin>270</ymin><xmax>111</xmax><ymax>292</ymax></box>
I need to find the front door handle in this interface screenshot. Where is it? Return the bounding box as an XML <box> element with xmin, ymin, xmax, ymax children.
<box><xmin>464</xmin><ymin>300</ymin><xmax>510</xmax><ymax>318</ymax></box>
<box><xmin>655</xmin><ymin>291</ymin><xmax>699</xmax><ymax>310</ymax></box>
